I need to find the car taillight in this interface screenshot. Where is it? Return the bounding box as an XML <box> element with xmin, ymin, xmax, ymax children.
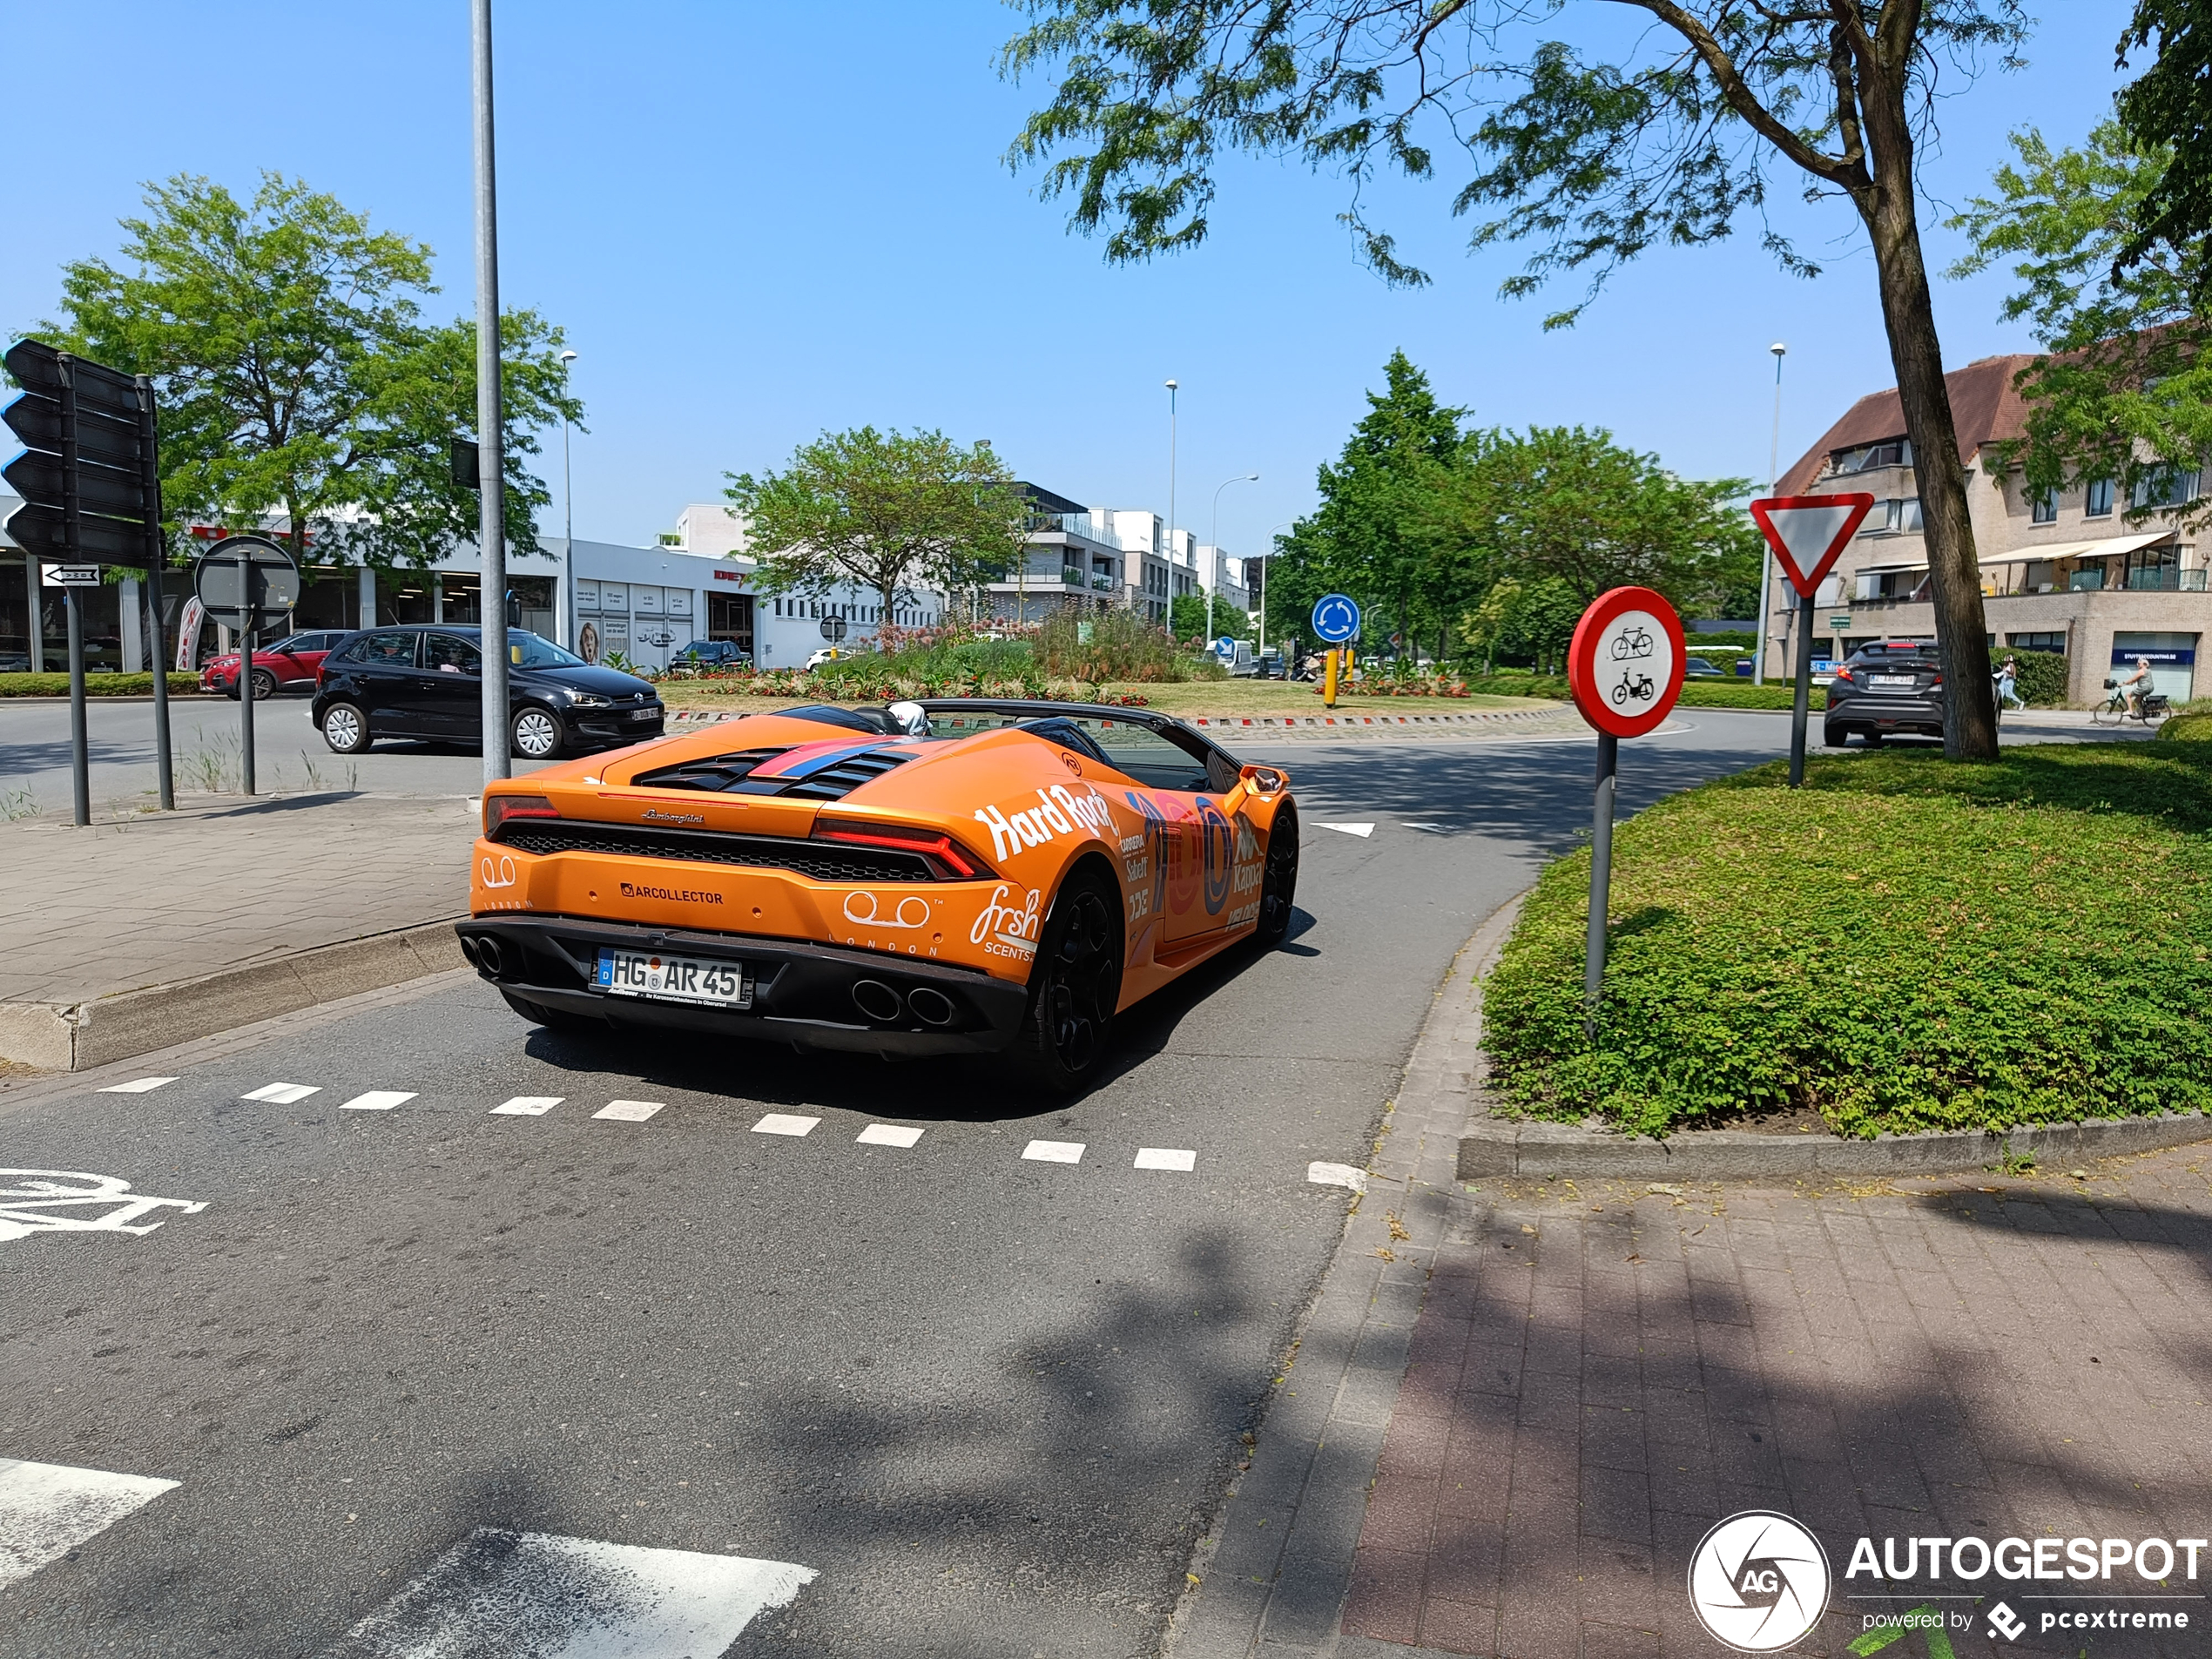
<box><xmin>1831</xmin><ymin>666</ymin><xmax>1853</xmax><ymax>684</ymax></box>
<box><xmin>813</xmin><ymin>817</ymin><xmax>995</xmax><ymax>880</ymax></box>
<box><xmin>485</xmin><ymin>793</ymin><xmax>559</xmax><ymax>835</ymax></box>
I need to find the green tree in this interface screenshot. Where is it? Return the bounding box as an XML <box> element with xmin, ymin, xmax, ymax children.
<box><xmin>36</xmin><ymin>172</ymin><xmax>580</xmax><ymax>569</ymax></box>
<box><xmin>1458</xmin><ymin>576</ymin><xmax>1588</xmax><ymax>674</ymax></box>
<box><xmin>1946</xmin><ymin>119</ymin><xmax>2212</xmax><ymax>529</ymax></box>
<box><xmin>725</xmin><ymin>428</ymin><xmax>1029</xmax><ymax>621</ymax></box>
<box><xmin>1170</xmin><ymin>591</ymin><xmax>1214</xmax><ymax>642</ymax></box>
<box><xmin>2114</xmin><ymin>2</ymin><xmax>2212</xmax><ymax>287</ymax></box>
<box><xmin>1003</xmin><ymin>0</ymin><xmax>2021</xmax><ymax>758</ymax></box>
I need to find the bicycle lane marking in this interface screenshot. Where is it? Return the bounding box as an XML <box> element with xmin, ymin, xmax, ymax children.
<box><xmin>0</xmin><ymin>1170</ymin><xmax>207</xmax><ymax>1243</ymax></box>
<box><xmin>0</xmin><ymin>1460</ymin><xmax>179</xmax><ymax>1588</ymax></box>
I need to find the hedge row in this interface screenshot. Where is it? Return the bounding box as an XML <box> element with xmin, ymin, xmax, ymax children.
<box><xmin>1460</xmin><ymin>673</ymin><xmax>1826</xmax><ymax>712</ymax></box>
<box><xmin>0</xmin><ymin>672</ymin><xmax>200</xmax><ymax>698</ymax></box>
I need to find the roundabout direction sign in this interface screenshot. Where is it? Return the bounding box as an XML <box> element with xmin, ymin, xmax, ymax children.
<box><xmin>1566</xmin><ymin>586</ymin><xmax>1687</xmax><ymax>1037</ymax></box>
<box><xmin>1310</xmin><ymin>592</ymin><xmax>1360</xmax><ymax>644</ymax></box>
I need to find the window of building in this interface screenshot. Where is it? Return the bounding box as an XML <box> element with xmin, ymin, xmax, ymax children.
<box><xmin>2007</xmin><ymin>631</ymin><xmax>2067</xmax><ymax>655</ymax></box>
<box><xmin>1831</xmin><ymin>438</ymin><xmax>1913</xmax><ymax>474</ymax></box>
<box><xmin>2085</xmin><ymin>477</ymin><xmax>2115</xmax><ymax>516</ymax></box>
<box><xmin>2031</xmin><ymin>488</ymin><xmax>2058</xmax><ymax>523</ymax></box>
<box><xmin>2132</xmin><ymin>466</ymin><xmax>2202</xmax><ymax>509</ymax></box>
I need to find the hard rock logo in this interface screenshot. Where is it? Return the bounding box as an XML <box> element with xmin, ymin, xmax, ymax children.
<box><xmin>974</xmin><ymin>786</ymin><xmax>1116</xmax><ymax>861</ymax></box>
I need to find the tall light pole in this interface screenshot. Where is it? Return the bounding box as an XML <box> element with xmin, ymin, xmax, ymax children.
<box><xmin>1164</xmin><ymin>380</ymin><xmax>1179</xmax><ymax>631</ymax></box>
<box><xmin>1264</xmin><ymin>519</ymin><xmax>1294</xmax><ymax>672</ymax></box>
<box><xmin>1754</xmin><ymin>341</ymin><xmax>1785</xmax><ymax>686</ymax></box>
<box><xmin>1208</xmin><ymin>472</ymin><xmax>1258</xmax><ymax>646</ymax></box>
<box><xmin>472</xmin><ymin>0</ymin><xmax>510</xmax><ymax>782</ymax></box>
<box><xmin>559</xmin><ymin>348</ymin><xmax>577</xmax><ymax>651</ymax></box>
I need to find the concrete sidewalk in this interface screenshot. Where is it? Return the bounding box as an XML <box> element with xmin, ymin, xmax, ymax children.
<box><xmin>0</xmin><ymin>791</ymin><xmax>474</xmax><ymax>1070</ymax></box>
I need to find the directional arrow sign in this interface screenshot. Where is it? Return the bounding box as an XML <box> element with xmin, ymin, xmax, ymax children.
<box><xmin>3</xmin><ymin>450</ymin><xmax>152</xmax><ymax>521</ymax></box>
<box><xmin>5</xmin><ymin>502</ymin><xmax>151</xmax><ymax>563</ymax></box>
<box><xmin>1748</xmin><ymin>494</ymin><xmax>1874</xmax><ymax>597</ymax></box>
<box><xmin>0</xmin><ymin>395</ymin><xmax>143</xmax><ymax>470</ymax></box>
<box><xmin>3</xmin><ymin>339</ymin><xmax>142</xmax><ymax>419</ymax></box>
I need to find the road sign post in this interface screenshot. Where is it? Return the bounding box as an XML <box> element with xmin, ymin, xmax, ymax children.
<box><xmin>3</xmin><ymin>341</ymin><xmax>177</xmax><ymax>821</ymax></box>
<box><xmin>1311</xmin><ymin>593</ymin><xmax>1360</xmax><ymax>709</ymax></box>
<box><xmin>1566</xmin><ymin>587</ymin><xmax>1688</xmax><ymax>1038</ymax></box>
<box><xmin>193</xmin><ymin>536</ymin><xmax>300</xmax><ymax>798</ymax></box>
<box><xmin>1748</xmin><ymin>494</ymin><xmax>1875</xmax><ymax>786</ymax></box>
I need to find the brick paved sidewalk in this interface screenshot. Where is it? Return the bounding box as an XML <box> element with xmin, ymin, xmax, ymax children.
<box><xmin>1341</xmin><ymin>1153</ymin><xmax>2212</xmax><ymax>1658</ymax></box>
<box><xmin>0</xmin><ymin>792</ymin><xmax>474</xmax><ymax>1068</ymax></box>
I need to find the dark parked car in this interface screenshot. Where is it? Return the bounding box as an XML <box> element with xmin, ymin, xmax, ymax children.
<box><xmin>1824</xmin><ymin>643</ymin><xmax>1944</xmax><ymax>746</ymax></box>
<box><xmin>1683</xmin><ymin>657</ymin><xmax>1726</xmax><ymax>678</ymax></box>
<box><xmin>311</xmin><ymin>625</ymin><xmax>664</xmax><ymax>759</ymax></box>
<box><xmin>669</xmin><ymin>639</ymin><xmax>752</xmax><ymax>673</ymax></box>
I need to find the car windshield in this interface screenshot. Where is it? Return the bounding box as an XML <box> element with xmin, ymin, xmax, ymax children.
<box><xmin>508</xmin><ymin>631</ymin><xmax>584</xmax><ymax>669</ymax></box>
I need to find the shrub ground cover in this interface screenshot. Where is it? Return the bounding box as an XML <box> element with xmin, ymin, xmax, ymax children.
<box><xmin>1484</xmin><ymin>743</ymin><xmax>2212</xmax><ymax>1139</ymax></box>
<box><xmin>0</xmin><ymin>672</ymin><xmax>199</xmax><ymax>698</ymax></box>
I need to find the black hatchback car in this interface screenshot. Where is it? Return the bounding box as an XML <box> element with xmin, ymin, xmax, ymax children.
<box><xmin>1824</xmin><ymin>642</ymin><xmax>1944</xmax><ymax>746</ymax></box>
<box><xmin>312</xmin><ymin>625</ymin><xmax>664</xmax><ymax>759</ymax></box>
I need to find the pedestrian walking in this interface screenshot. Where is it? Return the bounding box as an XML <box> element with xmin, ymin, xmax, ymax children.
<box><xmin>1996</xmin><ymin>655</ymin><xmax>2025</xmax><ymax>712</ymax></box>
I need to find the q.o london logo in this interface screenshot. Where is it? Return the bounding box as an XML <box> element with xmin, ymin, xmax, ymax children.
<box><xmin>1688</xmin><ymin>1511</ymin><xmax>1831</xmax><ymax>1652</ymax></box>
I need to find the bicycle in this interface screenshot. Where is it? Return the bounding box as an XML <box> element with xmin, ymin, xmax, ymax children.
<box><xmin>2090</xmin><ymin>678</ymin><xmax>2171</xmax><ymax>726</ymax></box>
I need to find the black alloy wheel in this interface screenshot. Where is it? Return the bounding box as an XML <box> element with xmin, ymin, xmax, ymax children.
<box><xmin>1017</xmin><ymin>869</ymin><xmax>1122</xmax><ymax>1092</ymax></box>
<box><xmin>1255</xmin><ymin>802</ymin><xmax>1299</xmax><ymax>948</ymax></box>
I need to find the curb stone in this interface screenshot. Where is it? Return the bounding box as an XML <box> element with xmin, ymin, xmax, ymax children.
<box><xmin>1163</xmin><ymin>899</ymin><xmax>1526</xmax><ymax>1659</ymax></box>
<box><xmin>0</xmin><ymin>918</ymin><xmax>466</xmax><ymax>1071</ymax></box>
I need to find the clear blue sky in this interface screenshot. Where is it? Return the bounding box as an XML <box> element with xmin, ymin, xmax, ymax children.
<box><xmin>3</xmin><ymin>2</ymin><xmax>2138</xmax><ymax>562</ymax></box>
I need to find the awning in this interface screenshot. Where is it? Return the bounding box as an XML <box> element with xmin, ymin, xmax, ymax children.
<box><xmin>1852</xmin><ymin>561</ymin><xmax>1928</xmax><ymax>576</ymax></box>
<box><xmin>1984</xmin><ymin>531</ymin><xmax>2175</xmax><ymax>564</ymax></box>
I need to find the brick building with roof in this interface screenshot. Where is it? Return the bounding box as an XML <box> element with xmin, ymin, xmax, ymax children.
<box><xmin>1774</xmin><ymin>354</ymin><xmax>2209</xmax><ymax>704</ymax></box>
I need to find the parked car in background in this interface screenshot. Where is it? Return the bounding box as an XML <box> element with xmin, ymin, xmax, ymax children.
<box><xmin>200</xmin><ymin>631</ymin><xmax>350</xmax><ymax>698</ymax></box>
<box><xmin>313</xmin><ymin>626</ymin><xmax>663</xmax><ymax>759</ymax></box>
<box><xmin>668</xmin><ymin>639</ymin><xmax>752</xmax><ymax>675</ymax></box>
<box><xmin>806</xmin><ymin>644</ymin><xmax>869</xmax><ymax>671</ymax></box>
<box><xmin>1824</xmin><ymin>643</ymin><xmax>1945</xmax><ymax>746</ymax></box>
<box><xmin>1683</xmin><ymin>657</ymin><xmax>1726</xmax><ymax>679</ymax></box>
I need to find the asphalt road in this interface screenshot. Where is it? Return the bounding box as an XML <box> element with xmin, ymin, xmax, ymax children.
<box><xmin>0</xmin><ymin>712</ymin><xmax>1804</xmax><ymax>1658</ymax></box>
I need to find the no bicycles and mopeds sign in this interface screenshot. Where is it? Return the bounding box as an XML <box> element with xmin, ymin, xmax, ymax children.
<box><xmin>1568</xmin><ymin>585</ymin><xmax>1686</xmax><ymax>738</ymax></box>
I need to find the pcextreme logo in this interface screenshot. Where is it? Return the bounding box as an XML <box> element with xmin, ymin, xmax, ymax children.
<box><xmin>1688</xmin><ymin>1511</ymin><xmax>1831</xmax><ymax>1652</ymax></box>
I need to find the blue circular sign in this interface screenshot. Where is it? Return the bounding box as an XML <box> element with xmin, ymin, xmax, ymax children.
<box><xmin>1311</xmin><ymin>592</ymin><xmax>1361</xmax><ymax>644</ymax></box>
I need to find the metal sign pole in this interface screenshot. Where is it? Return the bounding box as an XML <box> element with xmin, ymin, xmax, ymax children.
<box><xmin>136</xmin><ymin>374</ymin><xmax>173</xmax><ymax>811</ymax></box>
<box><xmin>1789</xmin><ymin>591</ymin><xmax>1814</xmax><ymax>787</ymax></box>
<box><xmin>1583</xmin><ymin>731</ymin><xmax>1618</xmax><ymax>1040</ymax></box>
<box><xmin>473</xmin><ymin>0</ymin><xmax>511</xmax><ymax>785</ymax></box>
<box><xmin>57</xmin><ymin>354</ymin><xmax>89</xmax><ymax>828</ymax></box>
<box><xmin>240</xmin><ymin>609</ymin><xmax>256</xmax><ymax>797</ymax></box>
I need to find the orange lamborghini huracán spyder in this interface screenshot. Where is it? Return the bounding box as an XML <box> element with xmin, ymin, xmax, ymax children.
<box><xmin>457</xmin><ymin>699</ymin><xmax>1300</xmax><ymax>1089</ymax></box>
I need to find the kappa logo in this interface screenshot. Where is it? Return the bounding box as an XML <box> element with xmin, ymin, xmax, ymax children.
<box><xmin>1687</xmin><ymin>1511</ymin><xmax>1831</xmax><ymax>1652</ymax></box>
<box><xmin>973</xmin><ymin>786</ymin><xmax>1116</xmax><ymax>860</ymax></box>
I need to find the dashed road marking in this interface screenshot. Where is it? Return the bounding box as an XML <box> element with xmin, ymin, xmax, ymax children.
<box><xmin>594</xmin><ymin>1100</ymin><xmax>664</xmax><ymax>1123</ymax></box>
<box><xmin>1318</xmin><ymin>822</ymin><xmax>1376</xmax><ymax>838</ymax></box>
<box><xmin>752</xmin><ymin>1113</ymin><xmax>819</xmax><ymax>1137</ymax></box>
<box><xmin>1133</xmin><ymin>1148</ymin><xmax>1197</xmax><ymax>1172</ymax></box>
<box><xmin>856</xmin><ymin>1123</ymin><xmax>924</xmax><ymax>1148</ymax></box>
<box><xmin>242</xmin><ymin>1082</ymin><xmax>320</xmax><ymax>1104</ymax></box>
<box><xmin>340</xmin><ymin>1091</ymin><xmax>416</xmax><ymax>1112</ymax></box>
<box><xmin>1307</xmin><ymin>1161</ymin><xmax>1368</xmax><ymax>1192</ymax></box>
<box><xmin>0</xmin><ymin>1458</ymin><xmax>179</xmax><ymax>1588</ymax></box>
<box><xmin>1400</xmin><ymin>821</ymin><xmax>1448</xmax><ymax>833</ymax></box>
<box><xmin>492</xmin><ymin>1096</ymin><xmax>563</xmax><ymax>1116</ymax></box>
<box><xmin>97</xmin><ymin>1077</ymin><xmax>174</xmax><ymax>1094</ymax></box>
<box><xmin>320</xmin><ymin>1527</ymin><xmax>815</xmax><ymax>1659</ymax></box>
<box><xmin>1023</xmin><ymin>1140</ymin><xmax>1085</xmax><ymax>1164</ymax></box>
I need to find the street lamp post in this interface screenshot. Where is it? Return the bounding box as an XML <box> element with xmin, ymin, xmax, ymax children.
<box><xmin>1207</xmin><ymin>473</ymin><xmax>1258</xmax><ymax>647</ymax></box>
<box><xmin>559</xmin><ymin>348</ymin><xmax>577</xmax><ymax>652</ymax></box>
<box><xmin>471</xmin><ymin>0</ymin><xmax>510</xmax><ymax>783</ymax></box>
<box><xmin>1264</xmin><ymin>519</ymin><xmax>1294</xmax><ymax>671</ymax></box>
<box><xmin>1164</xmin><ymin>380</ymin><xmax>1178</xmax><ymax>633</ymax></box>
<box><xmin>1754</xmin><ymin>342</ymin><xmax>1785</xmax><ymax>686</ymax></box>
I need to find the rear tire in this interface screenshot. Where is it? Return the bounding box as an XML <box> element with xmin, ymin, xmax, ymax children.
<box><xmin>1823</xmin><ymin>725</ymin><xmax>1846</xmax><ymax>749</ymax></box>
<box><xmin>320</xmin><ymin>701</ymin><xmax>370</xmax><ymax>754</ymax></box>
<box><xmin>1256</xmin><ymin>802</ymin><xmax>1299</xmax><ymax>948</ymax></box>
<box><xmin>499</xmin><ymin>988</ymin><xmax>604</xmax><ymax>1034</ymax></box>
<box><xmin>1011</xmin><ymin>868</ymin><xmax>1123</xmax><ymax>1095</ymax></box>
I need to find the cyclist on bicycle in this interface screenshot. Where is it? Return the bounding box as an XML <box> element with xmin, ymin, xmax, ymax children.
<box><xmin>2121</xmin><ymin>655</ymin><xmax>2156</xmax><ymax>716</ymax></box>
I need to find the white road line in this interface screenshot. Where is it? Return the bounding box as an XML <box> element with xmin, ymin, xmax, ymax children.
<box><xmin>97</xmin><ymin>1077</ymin><xmax>174</xmax><ymax>1095</ymax></box>
<box><xmin>1022</xmin><ymin>1140</ymin><xmax>1085</xmax><ymax>1164</ymax></box>
<box><xmin>752</xmin><ymin>1113</ymin><xmax>819</xmax><ymax>1137</ymax></box>
<box><xmin>340</xmin><ymin>1091</ymin><xmax>416</xmax><ymax>1112</ymax></box>
<box><xmin>1318</xmin><ymin>822</ymin><xmax>1375</xmax><ymax>838</ymax></box>
<box><xmin>0</xmin><ymin>1458</ymin><xmax>179</xmax><ymax>1588</ymax></box>
<box><xmin>856</xmin><ymin>1123</ymin><xmax>923</xmax><ymax>1148</ymax></box>
<box><xmin>1400</xmin><ymin>822</ymin><xmax>1448</xmax><ymax>833</ymax></box>
<box><xmin>594</xmin><ymin>1100</ymin><xmax>664</xmax><ymax>1123</ymax></box>
<box><xmin>242</xmin><ymin>1082</ymin><xmax>320</xmax><ymax>1104</ymax></box>
<box><xmin>1133</xmin><ymin>1148</ymin><xmax>1197</xmax><ymax>1172</ymax></box>
<box><xmin>320</xmin><ymin>1527</ymin><xmax>815</xmax><ymax>1659</ymax></box>
<box><xmin>491</xmin><ymin>1096</ymin><xmax>563</xmax><ymax>1116</ymax></box>
<box><xmin>1306</xmin><ymin>1161</ymin><xmax>1368</xmax><ymax>1193</ymax></box>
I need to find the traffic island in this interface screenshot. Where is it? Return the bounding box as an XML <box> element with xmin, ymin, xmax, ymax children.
<box><xmin>1460</xmin><ymin>741</ymin><xmax>2212</xmax><ymax>1178</ymax></box>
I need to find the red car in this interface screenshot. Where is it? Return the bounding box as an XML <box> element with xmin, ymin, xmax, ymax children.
<box><xmin>199</xmin><ymin>631</ymin><xmax>350</xmax><ymax>698</ymax></box>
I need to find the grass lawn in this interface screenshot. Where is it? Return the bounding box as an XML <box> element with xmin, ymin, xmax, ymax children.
<box><xmin>659</xmin><ymin>679</ymin><xmax>1550</xmax><ymax>717</ymax></box>
<box><xmin>1484</xmin><ymin>742</ymin><xmax>2212</xmax><ymax>1139</ymax></box>
<box><xmin>0</xmin><ymin>672</ymin><xmax>200</xmax><ymax>698</ymax></box>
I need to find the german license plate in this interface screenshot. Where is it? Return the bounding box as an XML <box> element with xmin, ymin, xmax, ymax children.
<box><xmin>593</xmin><ymin>948</ymin><xmax>750</xmax><ymax>1008</ymax></box>
<box><xmin>630</xmin><ymin>707</ymin><xmax>659</xmax><ymax>721</ymax></box>
<box><xmin>1870</xmin><ymin>673</ymin><xmax>1917</xmax><ymax>688</ymax></box>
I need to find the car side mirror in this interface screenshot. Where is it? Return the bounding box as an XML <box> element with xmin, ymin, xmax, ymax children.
<box><xmin>1219</xmin><ymin>764</ymin><xmax>1287</xmax><ymax>818</ymax></box>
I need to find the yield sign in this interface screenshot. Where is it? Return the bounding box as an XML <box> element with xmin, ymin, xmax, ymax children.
<box><xmin>1749</xmin><ymin>494</ymin><xmax>1875</xmax><ymax>597</ymax></box>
